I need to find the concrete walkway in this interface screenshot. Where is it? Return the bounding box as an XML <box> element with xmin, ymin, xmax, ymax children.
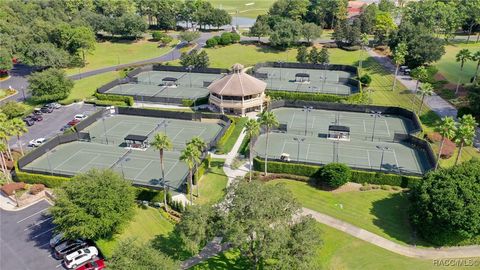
<box><xmin>366</xmin><ymin>48</ymin><xmax>458</xmax><ymax>118</ymax></box>
<box><xmin>301</xmin><ymin>208</ymin><xmax>480</xmax><ymax>259</ymax></box>
<box><xmin>181</xmin><ymin>237</ymin><xmax>231</xmax><ymax>269</ymax></box>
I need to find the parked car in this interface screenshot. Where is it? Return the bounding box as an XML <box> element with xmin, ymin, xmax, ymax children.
<box><xmin>61</xmin><ymin>124</ymin><xmax>72</xmax><ymax>131</ymax></box>
<box><xmin>50</xmin><ymin>233</ymin><xmax>64</xmax><ymax>248</ymax></box>
<box><xmin>30</xmin><ymin>114</ymin><xmax>43</xmax><ymax>121</ymax></box>
<box><xmin>76</xmin><ymin>259</ymin><xmax>105</xmax><ymax>270</ymax></box>
<box><xmin>68</xmin><ymin>119</ymin><xmax>81</xmax><ymax>126</ymax></box>
<box><xmin>48</xmin><ymin>102</ymin><xmax>62</xmax><ymax>109</ymax></box>
<box><xmin>64</xmin><ymin>246</ymin><xmax>98</xmax><ymax>269</ymax></box>
<box><xmin>28</xmin><ymin>138</ymin><xmax>46</xmax><ymax>147</ymax></box>
<box><xmin>33</xmin><ymin>108</ymin><xmax>43</xmax><ymax>115</ymax></box>
<box><xmin>23</xmin><ymin>117</ymin><xmax>34</xmax><ymax>126</ymax></box>
<box><xmin>41</xmin><ymin>106</ymin><xmax>54</xmax><ymax>113</ymax></box>
<box><xmin>74</xmin><ymin>114</ymin><xmax>88</xmax><ymax>120</ymax></box>
<box><xmin>53</xmin><ymin>239</ymin><xmax>87</xmax><ymax>260</ymax></box>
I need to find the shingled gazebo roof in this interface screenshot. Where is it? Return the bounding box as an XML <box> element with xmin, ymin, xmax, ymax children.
<box><xmin>207</xmin><ymin>64</ymin><xmax>267</xmax><ymax>97</ymax></box>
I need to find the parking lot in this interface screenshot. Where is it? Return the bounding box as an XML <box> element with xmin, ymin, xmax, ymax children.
<box><xmin>9</xmin><ymin>103</ymin><xmax>97</xmax><ymax>150</ymax></box>
<box><xmin>0</xmin><ymin>200</ymin><xmax>67</xmax><ymax>269</ymax></box>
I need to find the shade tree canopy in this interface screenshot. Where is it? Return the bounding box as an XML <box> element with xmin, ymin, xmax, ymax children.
<box><xmin>27</xmin><ymin>69</ymin><xmax>74</xmax><ymax>102</ymax></box>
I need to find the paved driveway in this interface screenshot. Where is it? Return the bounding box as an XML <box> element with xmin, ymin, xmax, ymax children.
<box><xmin>0</xmin><ymin>200</ymin><xmax>66</xmax><ymax>270</ymax></box>
<box><xmin>9</xmin><ymin>103</ymin><xmax>97</xmax><ymax>149</ymax></box>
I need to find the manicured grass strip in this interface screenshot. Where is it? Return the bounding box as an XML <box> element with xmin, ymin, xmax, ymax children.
<box><xmin>266</xmin><ymin>179</ymin><xmax>431</xmax><ymax>247</ymax></box>
<box><xmin>195</xmin><ymin>159</ymin><xmax>228</xmax><ymax>205</ymax></box>
<box><xmin>208</xmin><ymin>0</ymin><xmax>274</xmax><ymax>18</ymax></box>
<box><xmin>434</xmin><ymin>43</ymin><xmax>478</xmax><ymax>83</ymax></box>
<box><xmin>96</xmin><ymin>206</ymin><xmax>174</xmax><ymax>258</ymax></box>
<box><xmin>65</xmin><ymin>38</ymin><xmax>177</xmax><ymax>75</ymax></box>
<box><xmin>62</xmin><ymin>71</ymin><xmax>121</xmax><ymax>102</ymax></box>
<box><xmin>217</xmin><ymin>117</ymin><xmax>248</xmax><ymax>154</ymax></box>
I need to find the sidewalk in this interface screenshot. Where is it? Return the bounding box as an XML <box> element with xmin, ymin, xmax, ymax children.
<box><xmin>366</xmin><ymin>48</ymin><xmax>458</xmax><ymax>118</ymax></box>
<box><xmin>0</xmin><ymin>192</ymin><xmax>52</xmax><ymax>211</ymax></box>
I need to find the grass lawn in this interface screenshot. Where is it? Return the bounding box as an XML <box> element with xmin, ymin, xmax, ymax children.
<box><xmin>266</xmin><ymin>179</ymin><xmax>432</xmax><ymax>247</ymax></box>
<box><xmin>435</xmin><ymin>43</ymin><xmax>479</xmax><ymax>83</ymax></box>
<box><xmin>195</xmin><ymin>159</ymin><xmax>228</xmax><ymax>205</ymax></box>
<box><xmin>209</xmin><ymin>0</ymin><xmax>274</xmax><ymax>18</ymax></box>
<box><xmin>193</xmin><ymin>223</ymin><xmax>472</xmax><ymax>270</ymax></box>
<box><xmin>62</xmin><ymin>71</ymin><xmax>121</xmax><ymax>102</ymax></box>
<box><xmin>218</xmin><ymin>117</ymin><xmax>248</xmax><ymax>154</ymax></box>
<box><xmin>65</xmin><ymin>38</ymin><xmax>177</xmax><ymax>75</ymax></box>
<box><xmin>95</xmin><ymin>206</ymin><xmax>174</xmax><ymax>258</ymax></box>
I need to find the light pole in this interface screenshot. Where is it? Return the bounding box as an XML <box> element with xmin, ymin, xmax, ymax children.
<box><xmin>332</xmin><ymin>141</ymin><xmax>339</xmax><ymax>162</ymax></box>
<box><xmin>45</xmin><ymin>149</ymin><xmax>53</xmax><ymax>175</ymax></box>
<box><xmin>21</xmin><ymin>87</ymin><xmax>26</xmax><ymax>101</ymax></box>
<box><xmin>302</xmin><ymin>106</ymin><xmax>313</xmax><ymax>136</ymax></box>
<box><xmin>187</xmin><ymin>65</ymin><xmax>193</xmax><ymax>87</ymax></box>
<box><xmin>102</xmin><ymin>116</ymin><xmax>109</xmax><ymax>145</ymax></box>
<box><xmin>278</xmin><ymin>61</ymin><xmax>284</xmax><ymax>81</ymax></box>
<box><xmin>370</xmin><ymin>111</ymin><xmax>382</xmax><ymax>142</ymax></box>
<box><xmin>321</xmin><ymin>62</ymin><xmax>329</xmax><ymax>93</ymax></box>
<box><xmin>376</xmin><ymin>146</ymin><xmax>390</xmax><ymax>171</ymax></box>
<box><xmin>293</xmin><ymin>137</ymin><xmax>305</xmax><ymax>162</ymax></box>
<box><xmin>120</xmin><ymin>157</ymin><xmax>131</xmax><ymax>178</ymax></box>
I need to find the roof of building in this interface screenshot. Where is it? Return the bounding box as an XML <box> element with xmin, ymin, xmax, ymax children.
<box><xmin>162</xmin><ymin>77</ymin><xmax>178</xmax><ymax>81</ymax></box>
<box><xmin>295</xmin><ymin>73</ymin><xmax>310</xmax><ymax>77</ymax></box>
<box><xmin>208</xmin><ymin>64</ymin><xmax>267</xmax><ymax>97</ymax></box>
<box><xmin>124</xmin><ymin>134</ymin><xmax>148</xmax><ymax>142</ymax></box>
<box><xmin>328</xmin><ymin>125</ymin><xmax>350</xmax><ymax>132</ymax></box>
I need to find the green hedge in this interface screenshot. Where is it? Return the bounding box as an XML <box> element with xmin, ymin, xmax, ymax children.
<box><xmin>94</xmin><ymin>93</ymin><xmax>134</xmax><ymax>106</ymax></box>
<box><xmin>253</xmin><ymin>157</ymin><xmax>420</xmax><ymax>188</ymax></box>
<box><xmin>181</xmin><ymin>96</ymin><xmax>209</xmax><ymax>107</ymax></box>
<box><xmin>15</xmin><ymin>170</ymin><xmax>70</xmax><ymax>188</ymax></box>
<box><xmin>215</xmin><ymin>116</ymin><xmax>236</xmax><ymax>153</ymax></box>
<box><xmin>85</xmin><ymin>99</ymin><xmax>126</xmax><ymax>106</ymax></box>
<box><xmin>194</xmin><ymin>154</ymin><xmax>211</xmax><ymax>184</ymax></box>
<box><xmin>266</xmin><ymin>90</ymin><xmax>346</xmax><ymax>102</ymax></box>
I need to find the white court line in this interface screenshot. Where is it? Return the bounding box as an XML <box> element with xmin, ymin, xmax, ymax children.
<box><xmin>384</xmin><ymin>119</ymin><xmax>391</xmax><ymax>136</ymax></box>
<box><xmin>290</xmin><ymin>111</ymin><xmax>296</xmax><ymax>128</ymax></box>
<box><xmin>280</xmin><ymin>141</ymin><xmax>286</xmax><ymax>154</ymax></box>
<box><xmin>134</xmin><ymin>160</ymin><xmax>154</xmax><ymax>179</ymax></box>
<box><xmin>17</xmin><ymin>208</ymin><xmax>49</xmax><ymax>223</ymax></box>
<box><xmin>32</xmin><ymin>227</ymin><xmax>55</xmax><ymax>239</ymax></box>
<box><xmin>311</xmin><ymin>116</ymin><xmax>315</xmax><ymax>129</ymax></box>
<box><xmin>51</xmin><ymin>151</ymin><xmax>80</xmax><ymax>171</ymax></box>
<box><xmin>306</xmin><ymin>144</ymin><xmax>311</xmax><ymax>160</ymax></box>
<box><xmin>363</xmin><ymin>120</ymin><xmax>366</xmax><ymax>133</ymax></box>
<box><xmin>367</xmin><ymin>150</ymin><xmax>371</xmax><ymax>167</ymax></box>
<box><xmin>392</xmin><ymin>149</ymin><xmax>399</xmax><ymax>170</ymax></box>
<box><xmin>24</xmin><ymin>217</ymin><xmax>53</xmax><ymax>231</ymax></box>
<box><xmin>77</xmin><ymin>153</ymin><xmax>100</xmax><ymax>172</ymax></box>
<box><xmin>165</xmin><ymin>160</ymin><xmax>179</xmax><ymax>177</ymax></box>
<box><xmin>171</xmin><ymin>127</ymin><xmax>185</xmax><ymax>141</ymax></box>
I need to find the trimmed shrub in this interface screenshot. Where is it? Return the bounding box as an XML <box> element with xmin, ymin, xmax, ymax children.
<box><xmin>231</xmin><ymin>33</ymin><xmax>241</xmax><ymax>43</ymax></box>
<box><xmin>85</xmin><ymin>99</ymin><xmax>126</xmax><ymax>106</ymax></box>
<box><xmin>253</xmin><ymin>157</ymin><xmax>321</xmax><ymax>178</ymax></box>
<box><xmin>440</xmin><ymin>139</ymin><xmax>455</xmax><ymax>159</ymax></box>
<box><xmin>182</xmin><ymin>99</ymin><xmax>194</xmax><ymax>107</ymax></box>
<box><xmin>94</xmin><ymin>93</ymin><xmax>134</xmax><ymax>106</ymax></box>
<box><xmin>426</xmin><ymin>132</ymin><xmax>442</xmax><ymax>143</ymax></box>
<box><xmin>206</xmin><ymin>38</ymin><xmax>218</xmax><ymax>48</ymax></box>
<box><xmin>15</xmin><ymin>170</ymin><xmax>69</xmax><ymax>188</ymax></box>
<box><xmin>359</xmin><ymin>74</ymin><xmax>372</xmax><ymax>86</ymax></box>
<box><xmin>215</xmin><ymin>117</ymin><xmax>236</xmax><ymax>153</ymax></box>
<box><xmin>319</xmin><ymin>163</ymin><xmax>351</xmax><ymax>188</ymax></box>
<box><xmin>457</xmin><ymin>107</ymin><xmax>474</xmax><ymax>118</ymax></box>
<box><xmin>29</xmin><ymin>184</ymin><xmax>45</xmax><ymax>195</ymax></box>
<box><xmin>266</xmin><ymin>90</ymin><xmax>345</xmax><ymax>103</ymax></box>
<box><xmin>219</xmin><ymin>32</ymin><xmax>233</xmax><ymax>45</ymax></box>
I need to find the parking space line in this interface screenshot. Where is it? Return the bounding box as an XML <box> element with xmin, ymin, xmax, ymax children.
<box><xmin>24</xmin><ymin>216</ymin><xmax>53</xmax><ymax>231</ymax></box>
<box><xmin>17</xmin><ymin>208</ymin><xmax>49</xmax><ymax>223</ymax></box>
<box><xmin>56</xmin><ymin>263</ymin><xmax>63</xmax><ymax>268</ymax></box>
<box><xmin>32</xmin><ymin>227</ymin><xmax>55</xmax><ymax>239</ymax></box>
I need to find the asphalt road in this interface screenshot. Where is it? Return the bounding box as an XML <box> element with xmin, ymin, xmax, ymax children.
<box><xmin>0</xmin><ymin>200</ymin><xmax>67</xmax><ymax>270</ymax></box>
<box><xmin>9</xmin><ymin>103</ymin><xmax>97</xmax><ymax>149</ymax></box>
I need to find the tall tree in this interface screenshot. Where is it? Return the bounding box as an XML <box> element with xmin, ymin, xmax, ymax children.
<box><xmin>180</xmin><ymin>143</ymin><xmax>201</xmax><ymax>203</ymax></box>
<box><xmin>359</xmin><ymin>33</ymin><xmax>369</xmax><ymax>71</ymax></box>
<box><xmin>392</xmin><ymin>42</ymin><xmax>408</xmax><ymax>91</ymax></box>
<box><xmin>0</xmin><ymin>114</ymin><xmax>13</xmax><ymax>160</ymax></box>
<box><xmin>374</xmin><ymin>11</ymin><xmax>396</xmax><ymax>45</ymax></box>
<box><xmin>260</xmin><ymin>112</ymin><xmax>279</xmax><ymax>175</ymax></box>
<box><xmin>268</xmin><ymin>0</ymin><xmax>309</xmax><ymax>21</ymax></box>
<box><xmin>454</xmin><ymin>114</ymin><xmax>477</xmax><ymax>165</ymax></box>
<box><xmin>455</xmin><ymin>49</ymin><xmax>472</xmax><ymax>93</ymax></box>
<box><xmin>248</xmin><ymin>16</ymin><xmax>271</xmax><ymax>42</ymax></box>
<box><xmin>378</xmin><ymin>0</ymin><xmax>395</xmax><ymax>13</ymax></box>
<box><xmin>359</xmin><ymin>3</ymin><xmax>377</xmax><ymax>34</ymax></box>
<box><xmin>297</xmin><ymin>46</ymin><xmax>308</xmax><ymax>63</ymax></box>
<box><xmin>301</xmin><ymin>22</ymin><xmax>322</xmax><ymax>44</ymax></box>
<box><xmin>151</xmin><ymin>132</ymin><xmax>173</xmax><ymax>211</ymax></box>
<box><xmin>318</xmin><ymin>47</ymin><xmax>329</xmax><ymax>64</ymax></box>
<box><xmin>472</xmin><ymin>51</ymin><xmax>480</xmax><ymax>83</ymax></box>
<box><xmin>50</xmin><ymin>169</ymin><xmax>135</xmax><ymax>240</ymax></box>
<box><xmin>9</xmin><ymin>118</ymin><xmax>28</xmax><ymax>156</ymax></box>
<box><xmin>417</xmin><ymin>83</ymin><xmax>434</xmax><ymax>114</ymax></box>
<box><xmin>244</xmin><ymin>119</ymin><xmax>261</xmax><ymax>182</ymax></box>
<box><xmin>410</xmin><ymin>66</ymin><xmax>429</xmax><ymax>92</ymax></box>
<box><xmin>308</xmin><ymin>47</ymin><xmax>318</xmax><ymax>64</ymax></box>
<box><xmin>0</xmin><ymin>142</ymin><xmax>10</xmax><ymax>181</ymax></box>
<box><xmin>434</xmin><ymin>117</ymin><xmax>456</xmax><ymax>170</ymax></box>
<box><xmin>460</xmin><ymin>0</ymin><xmax>480</xmax><ymax>43</ymax></box>
<box><xmin>196</xmin><ymin>50</ymin><xmax>209</xmax><ymax>68</ymax></box>
<box><xmin>178</xmin><ymin>31</ymin><xmax>200</xmax><ymax>44</ymax></box>
<box><xmin>187</xmin><ymin>136</ymin><xmax>206</xmax><ymax>197</ymax></box>
<box><xmin>28</xmin><ymin>69</ymin><xmax>74</xmax><ymax>102</ymax></box>
<box><xmin>269</xmin><ymin>18</ymin><xmax>302</xmax><ymax>48</ymax></box>
<box><xmin>0</xmin><ymin>49</ymin><xmax>12</xmax><ymax>72</ymax></box>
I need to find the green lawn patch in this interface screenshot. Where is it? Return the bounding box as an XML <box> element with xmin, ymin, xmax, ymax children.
<box><xmin>65</xmin><ymin>38</ymin><xmax>177</xmax><ymax>75</ymax></box>
<box><xmin>266</xmin><ymin>179</ymin><xmax>431</xmax><ymax>247</ymax></box>
<box><xmin>96</xmin><ymin>206</ymin><xmax>174</xmax><ymax>258</ymax></box>
<box><xmin>216</xmin><ymin>117</ymin><xmax>247</xmax><ymax>154</ymax></box>
<box><xmin>61</xmin><ymin>71</ymin><xmax>121</xmax><ymax>103</ymax></box>
<box><xmin>434</xmin><ymin>43</ymin><xmax>479</xmax><ymax>83</ymax></box>
<box><xmin>195</xmin><ymin>158</ymin><xmax>228</xmax><ymax>205</ymax></box>
<box><xmin>208</xmin><ymin>0</ymin><xmax>274</xmax><ymax>18</ymax></box>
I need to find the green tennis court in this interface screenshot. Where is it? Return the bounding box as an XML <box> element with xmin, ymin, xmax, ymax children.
<box><xmin>272</xmin><ymin>107</ymin><xmax>414</xmax><ymax>141</ymax></box>
<box><xmin>255</xmin><ymin>66</ymin><xmax>357</xmax><ymax>95</ymax></box>
<box><xmin>253</xmin><ymin>133</ymin><xmax>430</xmax><ymax>175</ymax></box>
<box><xmin>23</xmin><ymin>114</ymin><xmax>225</xmax><ymax>190</ymax></box>
<box><xmin>135</xmin><ymin>71</ymin><xmax>223</xmax><ymax>87</ymax></box>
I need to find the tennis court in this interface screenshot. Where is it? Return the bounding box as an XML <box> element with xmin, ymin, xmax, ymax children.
<box><xmin>253</xmin><ymin>133</ymin><xmax>430</xmax><ymax>175</ymax></box>
<box><xmin>255</xmin><ymin>66</ymin><xmax>357</xmax><ymax>95</ymax></box>
<box><xmin>104</xmin><ymin>71</ymin><xmax>223</xmax><ymax>100</ymax></box>
<box><xmin>272</xmin><ymin>107</ymin><xmax>415</xmax><ymax>141</ymax></box>
<box><xmin>23</xmin><ymin>114</ymin><xmax>225</xmax><ymax>190</ymax></box>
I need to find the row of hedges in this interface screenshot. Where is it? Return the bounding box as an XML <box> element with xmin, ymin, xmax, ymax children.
<box><xmin>181</xmin><ymin>96</ymin><xmax>209</xmax><ymax>107</ymax></box>
<box><xmin>252</xmin><ymin>157</ymin><xmax>420</xmax><ymax>188</ymax></box>
<box><xmin>85</xmin><ymin>99</ymin><xmax>126</xmax><ymax>106</ymax></box>
<box><xmin>15</xmin><ymin>168</ymin><xmax>69</xmax><ymax>188</ymax></box>
<box><xmin>94</xmin><ymin>93</ymin><xmax>134</xmax><ymax>106</ymax></box>
<box><xmin>215</xmin><ymin>116</ymin><xmax>236</xmax><ymax>153</ymax></box>
<box><xmin>205</xmin><ymin>32</ymin><xmax>241</xmax><ymax>48</ymax></box>
<box><xmin>266</xmin><ymin>90</ymin><xmax>346</xmax><ymax>103</ymax></box>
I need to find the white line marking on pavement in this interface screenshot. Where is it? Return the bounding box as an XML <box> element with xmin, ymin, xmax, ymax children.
<box><xmin>17</xmin><ymin>208</ymin><xmax>49</xmax><ymax>223</ymax></box>
<box><xmin>32</xmin><ymin>227</ymin><xmax>55</xmax><ymax>239</ymax></box>
<box><xmin>367</xmin><ymin>150</ymin><xmax>371</xmax><ymax>168</ymax></box>
<box><xmin>363</xmin><ymin>120</ymin><xmax>367</xmax><ymax>133</ymax></box>
<box><xmin>384</xmin><ymin>119</ymin><xmax>390</xmax><ymax>136</ymax></box>
<box><xmin>392</xmin><ymin>149</ymin><xmax>399</xmax><ymax>170</ymax></box>
<box><xmin>24</xmin><ymin>217</ymin><xmax>53</xmax><ymax>231</ymax></box>
<box><xmin>56</xmin><ymin>263</ymin><xmax>63</xmax><ymax>268</ymax></box>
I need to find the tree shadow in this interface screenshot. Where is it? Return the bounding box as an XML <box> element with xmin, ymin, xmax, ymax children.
<box><xmin>151</xmin><ymin>232</ymin><xmax>192</xmax><ymax>261</ymax></box>
<box><xmin>192</xmin><ymin>249</ymin><xmax>249</xmax><ymax>269</ymax></box>
<box><xmin>370</xmin><ymin>192</ymin><xmax>432</xmax><ymax>247</ymax></box>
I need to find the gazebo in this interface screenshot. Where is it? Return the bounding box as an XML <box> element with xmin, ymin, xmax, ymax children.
<box><xmin>124</xmin><ymin>134</ymin><xmax>149</xmax><ymax>149</ymax></box>
<box><xmin>207</xmin><ymin>63</ymin><xmax>267</xmax><ymax>116</ymax></box>
<box><xmin>327</xmin><ymin>125</ymin><xmax>351</xmax><ymax>141</ymax></box>
<box><xmin>162</xmin><ymin>77</ymin><xmax>178</xmax><ymax>87</ymax></box>
<box><xmin>295</xmin><ymin>73</ymin><xmax>310</xmax><ymax>83</ymax></box>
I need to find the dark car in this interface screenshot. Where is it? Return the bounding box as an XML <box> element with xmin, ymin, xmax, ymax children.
<box><xmin>30</xmin><ymin>114</ymin><xmax>43</xmax><ymax>121</ymax></box>
<box><xmin>41</xmin><ymin>106</ymin><xmax>54</xmax><ymax>113</ymax></box>
<box><xmin>33</xmin><ymin>108</ymin><xmax>43</xmax><ymax>115</ymax></box>
<box><xmin>23</xmin><ymin>117</ymin><xmax>34</xmax><ymax>126</ymax></box>
<box><xmin>53</xmin><ymin>239</ymin><xmax>87</xmax><ymax>260</ymax></box>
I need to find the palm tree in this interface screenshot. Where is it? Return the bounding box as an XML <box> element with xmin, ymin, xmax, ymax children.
<box><xmin>359</xmin><ymin>33</ymin><xmax>369</xmax><ymax>73</ymax></box>
<box><xmin>472</xmin><ymin>50</ymin><xmax>480</xmax><ymax>83</ymax></box>
<box><xmin>260</xmin><ymin>111</ymin><xmax>279</xmax><ymax>175</ymax></box>
<box><xmin>0</xmin><ymin>142</ymin><xmax>10</xmax><ymax>181</ymax></box>
<box><xmin>0</xmin><ymin>119</ymin><xmax>13</xmax><ymax>160</ymax></box>
<box><xmin>455</xmin><ymin>49</ymin><xmax>472</xmax><ymax>93</ymax></box>
<box><xmin>434</xmin><ymin>117</ymin><xmax>456</xmax><ymax>170</ymax></box>
<box><xmin>180</xmin><ymin>144</ymin><xmax>201</xmax><ymax>203</ymax></box>
<box><xmin>10</xmin><ymin>118</ymin><xmax>28</xmax><ymax>156</ymax></box>
<box><xmin>417</xmin><ymin>83</ymin><xmax>434</xmax><ymax>114</ymax></box>
<box><xmin>244</xmin><ymin>119</ymin><xmax>261</xmax><ymax>182</ymax></box>
<box><xmin>187</xmin><ymin>136</ymin><xmax>206</xmax><ymax>197</ymax></box>
<box><xmin>151</xmin><ymin>133</ymin><xmax>173</xmax><ymax>211</ymax></box>
<box><xmin>410</xmin><ymin>66</ymin><xmax>428</xmax><ymax>93</ymax></box>
<box><xmin>392</xmin><ymin>42</ymin><xmax>408</xmax><ymax>91</ymax></box>
<box><xmin>454</xmin><ymin>114</ymin><xmax>477</xmax><ymax>165</ymax></box>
